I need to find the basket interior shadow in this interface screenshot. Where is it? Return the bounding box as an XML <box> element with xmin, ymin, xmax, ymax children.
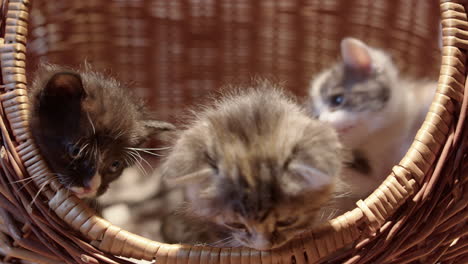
<box><xmin>0</xmin><ymin>0</ymin><xmax>467</xmax><ymax>263</ymax></box>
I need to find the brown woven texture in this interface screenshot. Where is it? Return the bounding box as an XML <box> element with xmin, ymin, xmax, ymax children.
<box><xmin>0</xmin><ymin>0</ymin><xmax>466</xmax><ymax>263</ymax></box>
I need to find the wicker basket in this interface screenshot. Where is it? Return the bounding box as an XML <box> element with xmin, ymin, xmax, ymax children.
<box><xmin>0</xmin><ymin>0</ymin><xmax>466</xmax><ymax>263</ymax></box>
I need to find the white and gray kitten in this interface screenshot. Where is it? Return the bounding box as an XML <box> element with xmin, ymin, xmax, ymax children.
<box><xmin>308</xmin><ymin>38</ymin><xmax>436</xmax><ymax>197</ymax></box>
<box><xmin>161</xmin><ymin>83</ymin><xmax>344</xmax><ymax>250</ymax></box>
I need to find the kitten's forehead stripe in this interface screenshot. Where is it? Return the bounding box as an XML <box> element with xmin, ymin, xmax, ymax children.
<box><xmin>258</xmin><ymin>209</ymin><xmax>272</xmax><ymax>222</ymax></box>
<box><xmin>221</xmin><ymin>159</ymin><xmax>280</xmax><ymax>219</ymax></box>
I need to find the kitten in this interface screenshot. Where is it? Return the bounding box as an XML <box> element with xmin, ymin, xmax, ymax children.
<box><xmin>308</xmin><ymin>38</ymin><xmax>436</xmax><ymax>196</ymax></box>
<box><xmin>28</xmin><ymin>63</ymin><xmax>174</xmax><ymax>198</ymax></box>
<box><xmin>161</xmin><ymin>83</ymin><xmax>344</xmax><ymax>250</ymax></box>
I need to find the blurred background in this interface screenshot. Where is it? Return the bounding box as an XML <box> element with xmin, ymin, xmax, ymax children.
<box><xmin>24</xmin><ymin>0</ymin><xmax>442</xmax><ymax>243</ymax></box>
<box><xmin>26</xmin><ymin>0</ymin><xmax>441</xmax><ymax>125</ymax></box>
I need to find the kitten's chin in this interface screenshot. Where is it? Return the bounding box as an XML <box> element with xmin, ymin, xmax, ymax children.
<box><xmin>334</xmin><ymin>125</ymin><xmax>360</xmax><ymax>146</ymax></box>
<box><xmin>70</xmin><ymin>186</ymin><xmax>98</xmax><ymax>199</ymax></box>
<box><xmin>336</xmin><ymin>125</ymin><xmax>355</xmax><ymax>135</ymax></box>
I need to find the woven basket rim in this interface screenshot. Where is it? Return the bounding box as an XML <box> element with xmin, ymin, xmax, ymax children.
<box><xmin>0</xmin><ymin>0</ymin><xmax>466</xmax><ymax>263</ymax></box>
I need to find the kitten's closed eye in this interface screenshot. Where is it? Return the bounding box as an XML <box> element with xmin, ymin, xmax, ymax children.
<box><xmin>225</xmin><ymin>222</ymin><xmax>247</xmax><ymax>230</ymax></box>
<box><xmin>204</xmin><ymin>152</ymin><xmax>219</xmax><ymax>172</ymax></box>
<box><xmin>276</xmin><ymin>216</ymin><xmax>298</xmax><ymax>228</ymax></box>
<box><xmin>67</xmin><ymin>143</ymin><xmax>81</xmax><ymax>159</ymax></box>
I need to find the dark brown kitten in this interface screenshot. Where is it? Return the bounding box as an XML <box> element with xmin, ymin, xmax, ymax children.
<box><xmin>29</xmin><ymin>63</ymin><xmax>174</xmax><ymax>198</ymax></box>
<box><xmin>161</xmin><ymin>82</ymin><xmax>344</xmax><ymax>250</ymax></box>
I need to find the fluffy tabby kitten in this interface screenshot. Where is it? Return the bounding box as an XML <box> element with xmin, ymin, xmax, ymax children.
<box><xmin>308</xmin><ymin>38</ymin><xmax>436</xmax><ymax>196</ymax></box>
<box><xmin>162</xmin><ymin>83</ymin><xmax>344</xmax><ymax>250</ymax></box>
<box><xmin>29</xmin><ymin>63</ymin><xmax>174</xmax><ymax>198</ymax></box>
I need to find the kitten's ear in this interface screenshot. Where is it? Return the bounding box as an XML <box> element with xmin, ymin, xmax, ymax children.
<box><xmin>283</xmin><ymin>162</ymin><xmax>333</xmax><ymax>196</ymax></box>
<box><xmin>341</xmin><ymin>38</ymin><xmax>373</xmax><ymax>75</ymax></box>
<box><xmin>43</xmin><ymin>72</ymin><xmax>85</xmax><ymax>99</ymax></box>
<box><xmin>37</xmin><ymin>72</ymin><xmax>85</xmax><ymax>133</ymax></box>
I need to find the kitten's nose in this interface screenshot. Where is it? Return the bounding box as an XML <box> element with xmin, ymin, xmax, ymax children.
<box><xmin>80</xmin><ymin>162</ymin><xmax>96</xmax><ymax>178</ymax></box>
<box><xmin>85</xmin><ymin>167</ymin><xmax>96</xmax><ymax>178</ymax></box>
<box><xmin>82</xmin><ymin>172</ymin><xmax>99</xmax><ymax>188</ymax></box>
<box><xmin>73</xmin><ymin>173</ymin><xmax>101</xmax><ymax>198</ymax></box>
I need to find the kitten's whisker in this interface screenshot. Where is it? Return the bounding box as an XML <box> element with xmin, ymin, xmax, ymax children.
<box><xmin>72</xmin><ymin>138</ymin><xmax>84</xmax><ymax>148</ymax></box>
<box><xmin>129</xmin><ymin>149</ymin><xmax>143</xmax><ymax>162</ymax></box>
<box><xmin>129</xmin><ymin>150</ymin><xmax>153</xmax><ymax>171</ymax></box>
<box><xmin>10</xmin><ymin>173</ymin><xmax>50</xmax><ymax>184</ymax></box>
<box><xmin>29</xmin><ymin>179</ymin><xmax>52</xmax><ymax>206</ymax></box>
<box><xmin>126</xmin><ymin>147</ymin><xmax>171</xmax><ymax>157</ymax></box>
<box><xmin>319</xmin><ymin>210</ymin><xmax>326</xmax><ymax>222</ymax></box>
<box><xmin>126</xmin><ymin>151</ymin><xmax>148</xmax><ymax>176</ymax></box>
<box><xmin>125</xmin><ymin>146</ymin><xmax>170</xmax><ymax>157</ymax></box>
<box><xmin>123</xmin><ymin>156</ymin><xmax>135</xmax><ymax>168</ymax></box>
<box><xmin>126</xmin><ymin>147</ymin><xmax>171</xmax><ymax>151</ymax></box>
<box><xmin>77</xmin><ymin>143</ymin><xmax>90</xmax><ymax>158</ymax></box>
<box><xmin>134</xmin><ymin>149</ymin><xmax>164</xmax><ymax>157</ymax></box>
<box><xmin>209</xmin><ymin>236</ymin><xmax>234</xmax><ymax>247</ymax></box>
<box><xmin>226</xmin><ymin>238</ymin><xmax>242</xmax><ymax>248</ymax></box>
<box><xmin>139</xmin><ymin>156</ymin><xmax>153</xmax><ymax>171</ymax></box>
<box><xmin>114</xmin><ymin>129</ymin><xmax>126</xmax><ymax>140</ymax></box>
<box><xmin>123</xmin><ymin>156</ymin><xmax>132</xmax><ymax>167</ymax></box>
<box><xmin>110</xmin><ymin>121</ymin><xmax>124</xmax><ymax>136</ymax></box>
<box><xmin>18</xmin><ymin>178</ymin><xmax>38</xmax><ymax>191</ymax></box>
<box><xmin>70</xmin><ymin>142</ymin><xmax>89</xmax><ymax>163</ymax></box>
<box><xmin>87</xmin><ymin>112</ymin><xmax>96</xmax><ymax>135</ymax></box>
<box><xmin>127</xmin><ymin>150</ymin><xmax>141</xmax><ymax>164</ymax></box>
<box><xmin>124</xmin><ymin>152</ymin><xmax>138</xmax><ymax>166</ymax></box>
<box><xmin>328</xmin><ymin>208</ymin><xmax>339</xmax><ymax>220</ymax></box>
<box><xmin>334</xmin><ymin>191</ymin><xmax>352</xmax><ymax>199</ymax></box>
<box><xmin>15</xmin><ymin>173</ymin><xmax>58</xmax><ymax>192</ymax></box>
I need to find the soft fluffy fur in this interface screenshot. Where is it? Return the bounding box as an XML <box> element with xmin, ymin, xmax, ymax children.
<box><xmin>29</xmin><ymin>63</ymin><xmax>174</xmax><ymax>198</ymax></box>
<box><xmin>308</xmin><ymin>38</ymin><xmax>436</xmax><ymax>196</ymax></box>
<box><xmin>162</xmin><ymin>82</ymin><xmax>344</xmax><ymax>250</ymax></box>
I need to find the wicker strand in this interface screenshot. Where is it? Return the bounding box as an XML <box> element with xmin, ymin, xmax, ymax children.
<box><xmin>0</xmin><ymin>0</ymin><xmax>466</xmax><ymax>263</ymax></box>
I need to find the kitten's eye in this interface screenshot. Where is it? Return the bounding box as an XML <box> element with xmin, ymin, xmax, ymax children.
<box><xmin>329</xmin><ymin>94</ymin><xmax>345</xmax><ymax>107</ymax></box>
<box><xmin>204</xmin><ymin>152</ymin><xmax>218</xmax><ymax>172</ymax></box>
<box><xmin>209</xmin><ymin>163</ymin><xmax>218</xmax><ymax>172</ymax></box>
<box><xmin>67</xmin><ymin>144</ymin><xmax>81</xmax><ymax>159</ymax></box>
<box><xmin>283</xmin><ymin>156</ymin><xmax>292</xmax><ymax>170</ymax></box>
<box><xmin>225</xmin><ymin>222</ymin><xmax>246</xmax><ymax>230</ymax></box>
<box><xmin>277</xmin><ymin>216</ymin><xmax>298</xmax><ymax>227</ymax></box>
<box><xmin>109</xmin><ymin>160</ymin><xmax>122</xmax><ymax>173</ymax></box>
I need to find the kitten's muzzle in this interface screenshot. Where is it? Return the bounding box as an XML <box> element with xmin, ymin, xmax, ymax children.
<box><xmin>251</xmin><ymin>240</ymin><xmax>273</xmax><ymax>251</ymax></box>
<box><xmin>337</xmin><ymin>125</ymin><xmax>355</xmax><ymax>134</ymax></box>
<box><xmin>250</xmin><ymin>232</ymin><xmax>277</xmax><ymax>251</ymax></box>
<box><xmin>70</xmin><ymin>173</ymin><xmax>102</xmax><ymax>198</ymax></box>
